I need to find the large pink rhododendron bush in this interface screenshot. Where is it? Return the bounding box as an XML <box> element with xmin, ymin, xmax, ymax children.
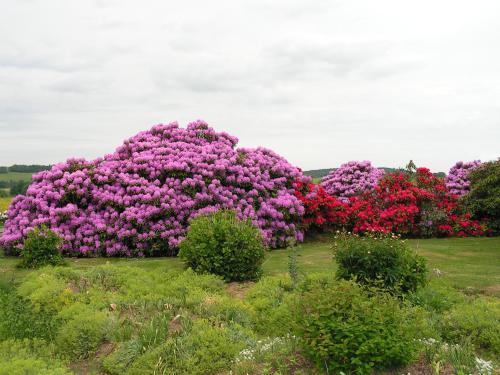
<box><xmin>1</xmin><ymin>121</ymin><xmax>309</xmax><ymax>256</ymax></box>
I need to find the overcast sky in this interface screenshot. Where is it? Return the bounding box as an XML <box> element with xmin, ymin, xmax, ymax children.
<box><xmin>1</xmin><ymin>0</ymin><xmax>499</xmax><ymax>171</ymax></box>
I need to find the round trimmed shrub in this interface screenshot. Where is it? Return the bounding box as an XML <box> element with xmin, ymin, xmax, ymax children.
<box><xmin>1</xmin><ymin>121</ymin><xmax>309</xmax><ymax>256</ymax></box>
<box><xmin>333</xmin><ymin>232</ymin><xmax>427</xmax><ymax>294</ymax></box>
<box><xmin>179</xmin><ymin>210</ymin><xmax>265</xmax><ymax>281</ymax></box>
<box><xmin>19</xmin><ymin>226</ymin><xmax>64</xmax><ymax>269</ymax></box>
<box><xmin>445</xmin><ymin>160</ymin><xmax>481</xmax><ymax>196</ymax></box>
<box><xmin>320</xmin><ymin>160</ymin><xmax>383</xmax><ymax>201</ymax></box>
<box><xmin>295</xmin><ymin>280</ymin><xmax>420</xmax><ymax>374</ymax></box>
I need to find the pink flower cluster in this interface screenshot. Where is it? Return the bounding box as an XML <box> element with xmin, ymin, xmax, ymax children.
<box><xmin>320</xmin><ymin>160</ymin><xmax>384</xmax><ymax>201</ymax></box>
<box><xmin>0</xmin><ymin>121</ymin><xmax>309</xmax><ymax>256</ymax></box>
<box><xmin>445</xmin><ymin>160</ymin><xmax>481</xmax><ymax>196</ymax></box>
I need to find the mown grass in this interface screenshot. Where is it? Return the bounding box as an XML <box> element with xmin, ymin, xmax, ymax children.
<box><xmin>1</xmin><ymin>237</ymin><xmax>499</xmax><ymax>295</ymax></box>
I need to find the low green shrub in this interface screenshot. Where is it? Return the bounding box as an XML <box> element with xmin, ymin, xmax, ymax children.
<box><xmin>408</xmin><ymin>279</ymin><xmax>465</xmax><ymax>313</ymax></box>
<box><xmin>179</xmin><ymin>210</ymin><xmax>266</xmax><ymax>281</ymax></box>
<box><xmin>0</xmin><ymin>288</ymin><xmax>60</xmax><ymax>341</ymax></box>
<box><xmin>19</xmin><ymin>226</ymin><xmax>64</xmax><ymax>269</ymax></box>
<box><xmin>0</xmin><ymin>339</ymin><xmax>71</xmax><ymax>375</ymax></box>
<box><xmin>56</xmin><ymin>309</ymin><xmax>114</xmax><ymax>359</ymax></box>
<box><xmin>333</xmin><ymin>231</ymin><xmax>428</xmax><ymax>294</ymax></box>
<box><xmin>441</xmin><ymin>297</ymin><xmax>500</xmax><ymax>357</ymax></box>
<box><xmin>244</xmin><ymin>276</ymin><xmax>296</xmax><ymax>336</ymax></box>
<box><xmin>122</xmin><ymin>319</ymin><xmax>246</xmax><ymax>375</ymax></box>
<box><xmin>294</xmin><ymin>280</ymin><xmax>421</xmax><ymax>374</ymax></box>
<box><xmin>198</xmin><ymin>294</ymin><xmax>253</xmax><ymax>327</ymax></box>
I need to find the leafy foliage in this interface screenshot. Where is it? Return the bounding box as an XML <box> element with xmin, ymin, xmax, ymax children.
<box><xmin>333</xmin><ymin>231</ymin><xmax>428</xmax><ymax>294</ymax></box>
<box><xmin>179</xmin><ymin>210</ymin><xmax>266</xmax><ymax>281</ymax></box>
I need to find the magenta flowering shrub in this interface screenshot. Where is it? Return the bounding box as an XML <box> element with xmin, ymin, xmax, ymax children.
<box><xmin>0</xmin><ymin>121</ymin><xmax>309</xmax><ymax>256</ymax></box>
<box><xmin>445</xmin><ymin>160</ymin><xmax>481</xmax><ymax>196</ymax></box>
<box><xmin>320</xmin><ymin>160</ymin><xmax>384</xmax><ymax>201</ymax></box>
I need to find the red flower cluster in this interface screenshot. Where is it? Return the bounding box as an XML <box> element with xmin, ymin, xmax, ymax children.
<box><xmin>294</xmin><ymin>182</ymin><xmax>349</xmax><ymax>229</ymax></box>
<box><xmin>295</xmin><ymin>168</ymin><xmax>486</xmax><ymax>238</ymax></box>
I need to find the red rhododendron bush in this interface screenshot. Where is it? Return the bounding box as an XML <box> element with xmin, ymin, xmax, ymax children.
<box><xmin>0</xmin><ymin>121</ymin><xmax>309</xmax><ymax>256</ymax></box>
<box><xmin>296</xmin><ymin>168</ymin><xmax>486</xmax><ymax>237</ymax></box>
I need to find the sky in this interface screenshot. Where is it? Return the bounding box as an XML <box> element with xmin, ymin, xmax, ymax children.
<box><xmin>1</xmin><ymin>0</ymin><xmax>499</xmax><ymax>172</ymax></box>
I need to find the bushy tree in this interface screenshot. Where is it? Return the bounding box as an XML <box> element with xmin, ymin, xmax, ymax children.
<box><xmin>461</xmin><ymin>160</ymin><xmax>500</xmax><ymax>234</ymax></box>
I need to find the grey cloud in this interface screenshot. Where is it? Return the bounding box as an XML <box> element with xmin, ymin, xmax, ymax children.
<box><xmin>0</xmin><ymin>0</ymin><xmax>499</xmax><ymax>171</ymax></box>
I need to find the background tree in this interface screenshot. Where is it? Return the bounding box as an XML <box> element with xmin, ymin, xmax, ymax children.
<box><xmin>461</xmin><ymin>160</ymin><xmax>500</xmax><ymax>234</ymax></box>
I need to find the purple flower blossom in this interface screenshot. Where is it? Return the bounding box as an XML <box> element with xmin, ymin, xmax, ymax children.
<box><xmin>320</xmin><ymin>160</ymin><xmax>384</xmax><ymax>201</ymax></box>
<box><xmin>0</xmin><ymin>121</ymin><xmax>310</xmax><ymax>256</ymax></box>
<box><xmin>445</xmin><ymin>160</ymin><xmax>481</xmax><ymax>196</ymax></box>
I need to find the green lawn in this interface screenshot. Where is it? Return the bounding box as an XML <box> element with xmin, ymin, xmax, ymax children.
<box><xmin>267</xmin><ymin>237</ymin><xmax>500</xmax><ymax>294</ymax></box>
<box><xmin>0</xmin><ymin>171</ymin><xmax>33</xmax><ymax>182</ymax></box>
<box><xmin>1</xmin><ymin>237</ymin><xmax>499</xmax><ymax>295</ymax></box>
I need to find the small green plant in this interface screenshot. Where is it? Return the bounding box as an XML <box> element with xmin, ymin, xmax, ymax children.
<box><xmin>294</xmin><ymin>279</ymin><xmax>421</xmax><ymax>374</ymax></box>
<box><xmin>419</xmin><ymin>338</ymin><xmax>488</xmax><ymax>375</ymax></box>
<box><xmin>232</xmin><ymin>334</ymin><xmax>304</xmax><ymax>375</ymax></box>
<box><xmin>19</xmin><ymin>226</ymin><xmax>64</xmax><ymax>269</ymax></box>
<box><xmin>179</xmin><ymin>210</ymin><xmax>265</xmax><ymax>282</ymax></box>
<box><xmin>287</xmin><ymin>244</ymin><xmax>299</xmax><ymax>287</ymax></box>
<box><xmin>333</xmin><ymin>231</ymin><xmax>428</xmax><ymax>294</ymax></box>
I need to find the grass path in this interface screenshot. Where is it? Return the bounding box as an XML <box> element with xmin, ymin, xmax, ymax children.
<box><xmin>1</xmin><ymin>237</ymin><xmax>498</xmax><ymax>295</ymax></box>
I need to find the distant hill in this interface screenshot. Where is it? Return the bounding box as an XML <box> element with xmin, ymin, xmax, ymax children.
<box><xmin>0</xmin><ymin>164</ymin><xmax>51</xmax><ymax>174</ymax></box>
<box><xmin>304</xmin><ymin>167</ymin><xmax>445</xmax><ymax>179</ymax></box>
